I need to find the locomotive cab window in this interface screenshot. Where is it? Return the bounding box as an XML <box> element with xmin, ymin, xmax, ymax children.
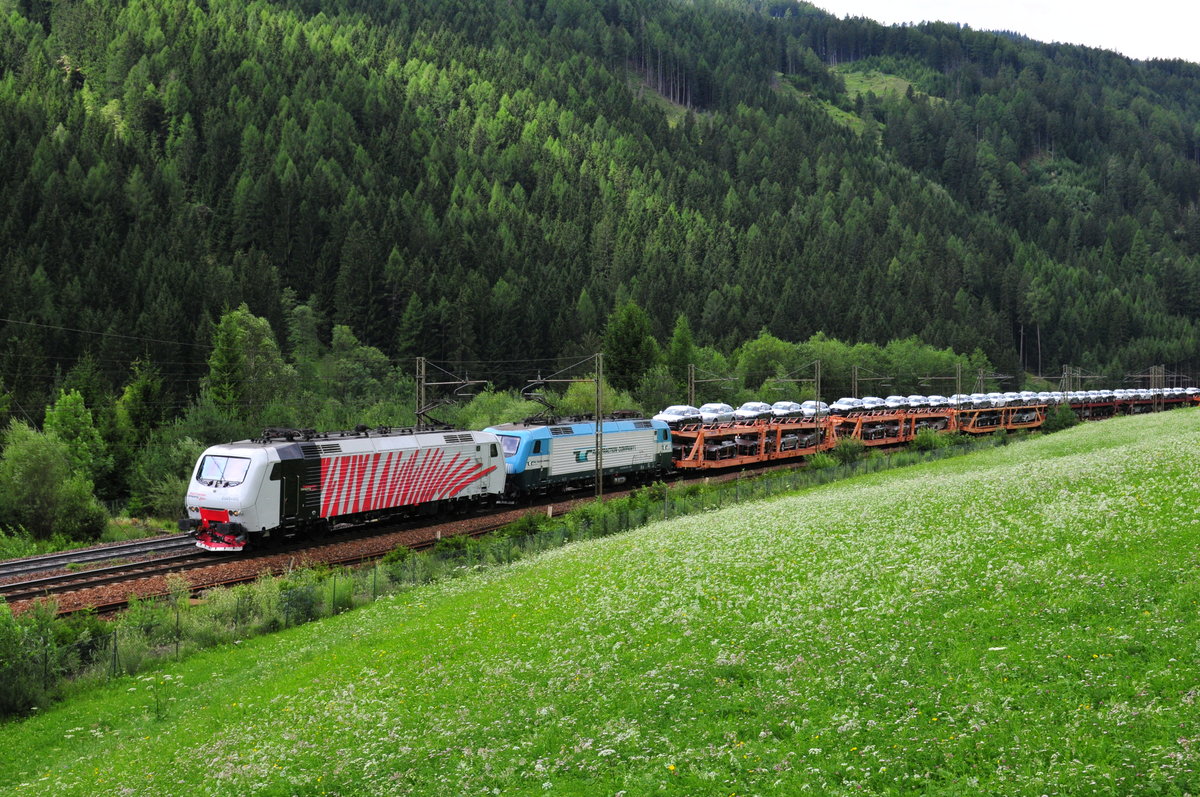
<box><xmin>498</xmin><ymin>435</ymin><xmax>521</xmax><ymax>457</ymax></box>
<box><xmin>196</xmin><ymin>455</ymin><xmax>251</xmax><ymax>487</ymax></box>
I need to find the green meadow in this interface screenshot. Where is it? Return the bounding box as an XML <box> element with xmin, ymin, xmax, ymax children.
<box><xmin>834</xmin><ymin>66</ymin><xmax>918</xmax><ymax>100</ymax></box>
<box><xmin>2</xmin><ymin>410</ymin><xmax>1198</xmax><ymax>795</ymax></box>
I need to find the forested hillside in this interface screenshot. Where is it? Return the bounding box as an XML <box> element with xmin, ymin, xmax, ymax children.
<box><xmin>2</xmin><ymin>0</ymin><xmax>1200</xmax><ymax>414</ymax></box>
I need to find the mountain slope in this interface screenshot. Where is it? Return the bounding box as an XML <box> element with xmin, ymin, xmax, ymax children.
<box><xmin>0</xmin><ymin>0</ymin><xmax>1198</xmax><ymax>412</ymax></box>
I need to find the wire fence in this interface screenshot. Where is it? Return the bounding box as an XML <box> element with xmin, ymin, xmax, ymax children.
<box><xmin>0</xmin><ymin>433</ymin><xmax>1012</xmax><ymax>718</ymax></box>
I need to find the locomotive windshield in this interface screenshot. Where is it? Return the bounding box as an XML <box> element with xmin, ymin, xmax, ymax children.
<box><xmin>197</xmin><ymin>455</ymin><xmax>251</xmax><ymax>487</ymax></box>
<box><xmin>497</xmin><ymin>435</ymin><xmax>521</xmax><ymax>457</ymax></box>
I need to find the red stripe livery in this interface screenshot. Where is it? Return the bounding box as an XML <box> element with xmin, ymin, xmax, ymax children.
<box><xmin>317</xmin><ymin>445</ymin><xmax>493</xmax><ymax>519</ymax></box>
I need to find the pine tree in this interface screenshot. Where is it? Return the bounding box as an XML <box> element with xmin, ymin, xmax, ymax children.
<box><xmin>204</xmin><ymin>311</ymin><xmax>246</xmax><ymax>417</ymax></box>
<box><xmin>43</xmin><ymin>389</ymin><xmax>110</xmax><ymax>482</ymax></box>
<box><xmin>665</xmin><ymin>313</ymin><xmax>696</xmax><ymax>391</ymax></box>
<box><xmin>603</xmin><ymin>301</ymin><xmax>658</xmax><ymax>393</ymax></box>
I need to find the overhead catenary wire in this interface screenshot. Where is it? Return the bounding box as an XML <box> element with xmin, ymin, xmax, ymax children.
<box><xmin>0</xmin><ymin>317</ymin><xmax>216</xmax><ymax>350</ymax></box>
<box><xmin>5</xmin><ymin>315</ymin><xmax>1197</xmax><ymax>418</ymax></box>
<box><xmin>0</xmin><ymin>316</ymin><xmax>601</xmax><ymax>388</ymax></box>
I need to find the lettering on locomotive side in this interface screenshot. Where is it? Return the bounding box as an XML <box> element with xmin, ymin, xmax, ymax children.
<box><xmin>573</xmin><ymin>444</ymin><xmax>637</xmax><ymax>463</ymax></box>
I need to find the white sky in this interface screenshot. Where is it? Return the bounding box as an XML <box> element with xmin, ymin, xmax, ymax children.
<box><xmin>812</xmin><ymin>1</ymin><xmax>1200</xmax><ymax>64</ymax></box>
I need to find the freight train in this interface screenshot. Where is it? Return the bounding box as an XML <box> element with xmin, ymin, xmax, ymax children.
<box><xmin>179</xmin><ymin>418</ymin><xmax>671</xmax><ymax>551</ymax></box>
<box><xmin>180</xmin><ymin>388</ymin><xmax>1198</xmax><ymax>551</ymax></box>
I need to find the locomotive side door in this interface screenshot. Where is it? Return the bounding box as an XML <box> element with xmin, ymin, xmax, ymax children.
<box><xmin>270</xmin><ymin>463</ymin><xmax>301</xmax><ymax>521</ymax></box>
<box><xmin>282</xmin><ymin>472</ymin><xmax>300</xmax><ymax>519</ymax></box>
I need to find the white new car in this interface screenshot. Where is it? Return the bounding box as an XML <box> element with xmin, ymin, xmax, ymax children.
<box><xmin>800</xmin><ymin>400</ymin><xmax>830</xmax><ymax>418</ymax></box>
<box><xmin>697</xmin><ymin>402</ymin><xmax>734</xmax><ymax>424</ymax></box>
<box><xmin>770</xmin><ymin>401</ymin><xmax>804</xmax><ymax>419</ymax></box>
<box><xmin>733</xmin><ymin>401</ymin><xmax>773</xmax><ymax>421</ymax></box>
<box><xmin>652</xmin><ymin>405</ymin><xmax>702</xmax><ymax>427</ymax></box>
<box><xmin>829</xmin><ymin>397</ymin><xmax>863</xmax><ymax>415</ymax></box>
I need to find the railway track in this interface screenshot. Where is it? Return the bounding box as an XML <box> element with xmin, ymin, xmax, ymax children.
<box><xmin>0</xmin><ymin>507</ymin><xmax>518</xmax><ymax>612</ymax></box>
<box><xmin>0</xmin><ymin>550</ymin><xmax>227</xmax><ymax>604</ymax></box>
<box><xmin>0</xmin><ymin>536</ymin><xmax>198</xmax><ymax>581</ymax></box>
<box><xmin>187</xmin><ymin>518</ymin><xmax>515</xmax><ymax>592</ymax></box>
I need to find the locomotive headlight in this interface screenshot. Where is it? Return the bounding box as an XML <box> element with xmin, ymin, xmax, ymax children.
<box><xmin>229</xmin><ymin>509</ymin><xmax>242</xmax><ymax>516</ymax></box>
<box><xmin>187</xmin><ymin>505</ymin><xmax>199</xmax><ymax>512</ymax></box>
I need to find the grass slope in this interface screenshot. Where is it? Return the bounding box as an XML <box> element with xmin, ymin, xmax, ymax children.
<box><xmin>2</xmin><ymin>411</ymin><xmax>1199</xmax><ymax>795</ymax></box>
<box><xmin>630</xmin><ymin>78</ymin><xmax>689</xmax><ymax>128</ymax></box>
<box><xmin>834</xmin><ymin>66</ymin><xmax>917</xmax><ymax>100</ymax></box>
<box><xmin>773</xmin><ymin>72</ymin><xmax>866</xmax><ymax>135</ymax></box>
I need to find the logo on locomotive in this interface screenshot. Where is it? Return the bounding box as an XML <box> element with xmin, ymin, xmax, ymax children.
<box><xmin>573</xmin><ymin>443</ymin><xmax>636</xmax><ymax>463</ymax></box>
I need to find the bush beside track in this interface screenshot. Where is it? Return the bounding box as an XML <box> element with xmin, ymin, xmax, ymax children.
<box><xmin>0</xmin><ymin>409</ymin><xmax>1198</xmax><ymax>794</ymax></box>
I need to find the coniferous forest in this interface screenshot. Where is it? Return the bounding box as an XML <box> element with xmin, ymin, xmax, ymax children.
<box><xmin>2</xmin><ymin>0</ymin><xmax>1200</xmax><ymax>534</ymax></box>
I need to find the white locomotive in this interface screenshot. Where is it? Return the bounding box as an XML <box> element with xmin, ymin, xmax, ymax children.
<box><xmin>180</xmin><ymin>426</ymin><xmax>505</xmax><ymax>551</ymax></box>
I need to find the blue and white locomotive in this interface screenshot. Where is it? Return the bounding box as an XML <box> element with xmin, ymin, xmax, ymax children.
<box><xmin>484</xmin><ymin>417</ymin><xmax>672</xmax><ymax>495</ymax></box>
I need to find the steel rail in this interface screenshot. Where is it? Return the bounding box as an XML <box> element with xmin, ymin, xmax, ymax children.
<box><xmin>0</xmin><ymin>536</ymin><xmax>197</xmax><ymax>580</ymax></box>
